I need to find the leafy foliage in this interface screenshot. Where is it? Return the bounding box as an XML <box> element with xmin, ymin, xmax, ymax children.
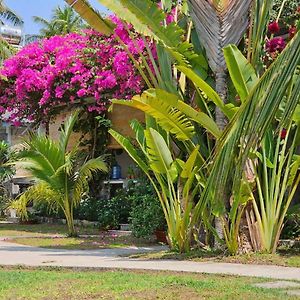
<box><xmin>33</xmin><ymin>5</ymin><xmax>84</xmax><ymax>37</ymax></box>
<box><xmin>11</xmin><ymin>111</ymin><xmax>108</xmax><ymax>236</ymax></box>
<box><xmin>0</xmin><ymin>18</ymin><xmax>147</xmax><ymax>125</ymax></box>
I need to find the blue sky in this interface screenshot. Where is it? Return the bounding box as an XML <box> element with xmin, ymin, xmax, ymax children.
<box><xmin>5</xmin><ymin>0</ymin><xmax>108</xmax><ymax>35</ymax></box>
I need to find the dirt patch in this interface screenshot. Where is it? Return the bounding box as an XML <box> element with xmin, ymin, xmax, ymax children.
<box><xmin>123</xmin><ymin>286</ymin><xmax>202</xmax><ymax>300</ymax></box>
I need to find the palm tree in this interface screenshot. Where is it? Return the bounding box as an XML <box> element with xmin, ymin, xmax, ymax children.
<box><xmin>32</xmin><ymin>16</ymin><xmax>60</xmax><ymax>38</ymax></box>
<box><xmin>13</xmin><ymin>111</ymin><xmax>108</xmax><ymax>236</ymax></box>
<box><xmin>33</xmin><ymin>5</ymin><xmax>84</xmax><ymax>37</ymax></box>
<box><xmin>0</xmin><ymin>0</ymin><xmax>23</xmax><ymax>62</ymax></box>
<box><xmin>0</xmin><ymin>0</ymin><xmax>23</xmax><ymax>26</ymax></box>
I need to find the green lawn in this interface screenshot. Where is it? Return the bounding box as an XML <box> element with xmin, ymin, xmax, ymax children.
<box><xmin>6</xmin><ymin>235</ymin><xmax>154</xmax><ymax>250</ymax></box>
<box><xmin>131</xmin><ymin>247</ymin><xmax>300</xmax><ymax>268</ymax></box>
<box><xmin>0</xmin><ymin>223</ymin><xmax>156</xmax><ymax>249</ymax></box>
<box><xmin>0</xmin><ymin>223</ymin><xmax>100</xmax><ymax>237</ymax></box>
<box><xmin>0</xmin><ymin>267</ymin><xmax>297</xmax><ymax>300</ymax></box>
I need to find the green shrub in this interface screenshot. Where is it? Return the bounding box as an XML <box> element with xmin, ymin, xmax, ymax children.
<box><xmin>281</xmin><ymin>205</ymin><xmax>300</xmax><ymax>239</ymax></box>
<box><xmin>130</xmin><ymin>193</ymin><xmax>165</xmax><ymax>239</ymax></box>
<box><xmin>97</xmin><ymin>188</ymin><xmax>132</xmax><ymax>229</ymax></box>
<box><xmin>76</xmin><ymin>195</ymin><xmax>104</xmax><ymax>221</ymax></box>
<box><xmin>97</xmin><ymin>178</ymin><xmax>166</xmax><ymax>235</ymax></box>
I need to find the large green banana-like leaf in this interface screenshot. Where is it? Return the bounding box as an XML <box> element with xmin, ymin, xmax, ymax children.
<box><xmin>64</xmin><ymin>0</ymin><xmax>113</xmax><ymax>34</ymax></box>
<box><xmin>145</xmin><ymin>128</ymin><xmax>173</xmax><ymax>174</ymax></box>
<box><xmin>97</xmin><ymin>0</ymin><xmax>207</xmax><ymax>71</ymax></box>
<box><xmin>181</xmin><ymin>146</ymin><xmax>200</xmax><ymax>178</ymax></box>
<box><xmin>178</xmin><ymin>66</ymin><xmax>224</xmax><ymax>108</ymax></box>
<box><xmin>129</xmin><ymin>119</ymin><xmax>147</xmax><ymax>155</ymax></box>
<box><xmin>188</xmin><ymin>0</ymin><xmax>252</xmax><ymax>73</ymax></box>
<box><xmin>150</xmin><ymin>89</ymin><xmax>221</xmax><ymax>138</ymax></box>
<box><xmin>99</xmin><ymin>0</ymin><xmax>180</xmax><ymax>42</ymax></box>
<box><xmin>204</xmin><ymin>31</ymin><xmax>300</xmax><ymax>214</ymax></box>
<box><xmin>223</xmin><ymin>45</ymin><xmax>258</xmax><ymax>102</ymax></box>
<box><xmin>112</xmin><ymin>88</ymin><xmax>221</xmax><ymax>139</ymax></box>
<box><xmin>112</xmin><ymin>93</ymin><xmax>195</xmax><ymax>142</ymax></box>
<box><xmin>109</xmin><ymin>129</ymin><xmax>149</xmax><ymax>174</ymax></box>
<box><xmin>177</xmin><ymin>66</ymin><xmax>235</xmax><ymax>120</ymax></box>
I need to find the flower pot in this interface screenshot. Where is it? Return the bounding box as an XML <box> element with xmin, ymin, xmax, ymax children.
<box><xmin>155</xmin><ymin>230</ymin><xmax>168</xmax><ymax>244</ymax></box>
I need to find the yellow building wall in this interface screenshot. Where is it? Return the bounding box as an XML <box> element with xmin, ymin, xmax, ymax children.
<box><xmin>108</xmin><ymin>105</ymin><xmax>145</xmax><ymax>149</ymax></box>
<box><xmin>11</xmin><ymin>106</ymin><xmax>145</xmax><ymax>180</ymax></box>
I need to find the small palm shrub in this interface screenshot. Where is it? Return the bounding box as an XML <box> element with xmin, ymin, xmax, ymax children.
<box><xmin>11</xmin><ymin>111</ymin><xmax>107</xmax><ymax>236</ymax></box>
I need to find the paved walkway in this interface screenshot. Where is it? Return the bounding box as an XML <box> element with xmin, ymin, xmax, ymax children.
<box><xmin>1</xmin><ymin>239</ymin><xmax>300</xmax><ymax>281</ymax></box>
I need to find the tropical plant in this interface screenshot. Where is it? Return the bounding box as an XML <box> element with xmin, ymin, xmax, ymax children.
<box><xmin>248</xmin><ymin>109</ymin><xmax>300</xmax><ymax>253</ymax></box>
<box><xmin>130</xmin><ymin>194</ymin><xmax>165</xmax><ymax>239</ymax></box>
<box><xmin>0</xmin><ymin>140</ymin><xmax>14</xmax><ymax>181</ymax></box>
<box><xmin>0</xmin><ymin>26</ymin><xmax>146</xmax><ymax>126</ymax></box>
<box><xmin>11</xmin><ymin>111</ymin><xmax>108</xmax><ymax>236</ymax></box>
<box><xmin>97</xmin><ymin>188</ymin><xmax>132</xmax><ymax>229</ymax></box>
<box><xmin>33</xmin><ymin>5</ymin><xmax>84</xmax><ymax>37</ymax></box>
<box><xmin>0</xmin><ymin>0</ymin><xmax>23</xmax><ymax>26</ymax></box>
<box><xmin>67</xmin><ymin>0</ymin><xmax>300</xmax><ymax>254</ymax></box>
<box><xmin>0</xmin><ymin>140</ymin><xmax>14</xmax><ymax>215</ymax></box>
<box><xmin>109</xmin><ymin>96</ymin><xmax>216</xmax><ymax>252</ymax></box>
<box><xmin>0</xmin><ymin>0</ymin><xmax>22</xmax><ymax>62</ymax></box>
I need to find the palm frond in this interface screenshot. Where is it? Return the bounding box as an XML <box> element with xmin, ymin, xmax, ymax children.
<box><xmin>73</xmin><ymin>156</ymin><xmax>107</xmax><ymax>204</ymax></box>
<box><xmin>10</xmin><ymin>183</ymin><xmax>62</xmax><ymax>219</ymax></box>
<box><xmin>59</xmin><ymin>110</ymin><xmax>79</xmax><ymax>152</ymax></box>
<box><xmin>20</xmin><ymin>135</ymin><xmax>64</xmax><ymax>174</ymax></box>
<box><xmin>188</xmin><ymin>0</ymin><xmax>252</xmax><ymax>72</ymax></box>
<box><xmin>0</xmin><ymin>4</ymin><xmax>23</xmax><ymax>26</ymax></box>
<box><xmin>65</xmin><ymin>0</ymin><xmax>113</xmax><ymax>35</ymax></box>
<box><xmin>203</xmin><ymin>31</ymin><xmax>300</xmax><ymax>215</ymax></box>
<box><xmin>32</xmin><ymin>16</ymin><xmax>51</xmax><ymax>27</ymax></box>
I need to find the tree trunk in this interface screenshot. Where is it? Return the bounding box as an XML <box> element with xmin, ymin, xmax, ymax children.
<box><xmin>215</xmin><ymin>70</ymin><xmax>228</xmax><ymax>130</ymax></box>
<box><xmin>214</xmin><ymin>69</ymin><xmax>228</xmax><ymax>248</ymax></box>
<box><xmin>64</xmin><ymin>200</ymin><xmax>77</xmax><ymax>237</ymax></box>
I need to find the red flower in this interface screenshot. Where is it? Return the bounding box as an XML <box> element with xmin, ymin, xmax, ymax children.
<box><xmin>266</xmin><ymin>37</ymin><xmax>286</xmax><ymax>53</ymax></box>
<box><xmin>268</xmin><ymin>21</ymin><xmax>280</xmax><ymax>34</ymax></box>
<box><xmin>297</xmin><ymin>6</ymin><xmax>300</xmax><ymax>13</ymax></box>
<box><xmin>289</xmin><ymin>26</ymin><xmax>297</xmax><ymax>39</ymax></box>
<box><xmin>281</xmin><ymin>128</ymin><xmax>287</xmax><ymax>139</ymax></box>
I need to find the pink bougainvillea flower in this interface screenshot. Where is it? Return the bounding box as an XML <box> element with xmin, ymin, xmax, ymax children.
<box><xmin>289</xmin><ymin>26</ymin><xmax>297</xmax><ymax>39</ymax></box>
<box><xmin>268</xmin><ymin>21</ymin><xmax>280</xmax><ymax>34</ymax></box>
<box><xmin>281</xmin><ymin>128</ymin><xmax>287</xmax><ymax>139</ymax></box>
<box><xmin>266</xmin><ymin>37</ymin><xmax>286</xmax><ymax>53</ymax></box>
<box><xmin>0</xmin><ymin>15</ymin><xmax>150</xmax><ymax>125</ymax></box>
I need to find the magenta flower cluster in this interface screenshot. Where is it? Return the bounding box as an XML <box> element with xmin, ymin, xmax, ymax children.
<box><xmin>0</xmin><ymin>18</ymin><xmax>147</xmax><ymax>125</ymax></box>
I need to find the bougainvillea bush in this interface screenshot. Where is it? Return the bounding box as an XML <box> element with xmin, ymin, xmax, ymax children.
<box><xmin>265</xmin><ymin>4</ymin><xmax>299</xmax><ymax>62</ymax></box>
<box><xmin>0</xmin><ymin>18</ymin><xmax>146</xmax><ymax>125</ymax></box>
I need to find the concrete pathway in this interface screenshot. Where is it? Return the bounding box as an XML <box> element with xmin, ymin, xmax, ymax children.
<box><xmin>0</xmin><ymin>239</ymin><xmax>300</xmax><ymax>281</ymax></box>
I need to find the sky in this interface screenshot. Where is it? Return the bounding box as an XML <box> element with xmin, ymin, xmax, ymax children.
<box><xmin>5</xmin><ymin>0</ymin><xmax>109</xmax><ymax>35</ymax></box>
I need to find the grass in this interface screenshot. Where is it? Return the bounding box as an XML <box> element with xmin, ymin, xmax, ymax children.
<box><xmin>6</xmin><ymin>234</ymin><xmax>154</xmax><ymax>250</ymax></box>
<box><xmin>130</xmin><ymin>247</ymin><xmax>300</xmax><ymax>268</ymax></box>
<box><xmin>0</xmin><ymin>223</ymin><xmax>100</xmax><ymax>237</ymax></box>
<box><xmin>0</xmin><ymin>266</ymin><xmax>298</xmax><ymax>300</ymax></box>
<box><xmin>0</xmin><ymin>223</ymin><xmax>157</xmax><ymax>250</ymax></box>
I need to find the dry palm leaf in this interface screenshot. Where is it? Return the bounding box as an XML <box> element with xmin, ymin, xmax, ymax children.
<box><xmin>188</xmin><ymin>0</ymin><xmax>252</xmax><ymax>73</ymax></box>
